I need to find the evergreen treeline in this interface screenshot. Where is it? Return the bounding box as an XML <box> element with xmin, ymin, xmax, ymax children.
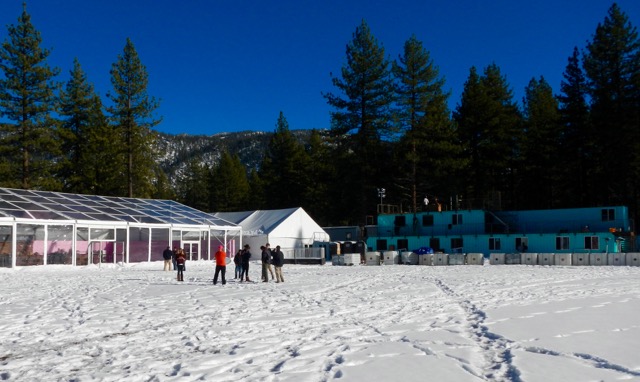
<box><xmin>1</xmin><ymin>4</ymin><xmax>639</xmax><ymax>228</ymax></box>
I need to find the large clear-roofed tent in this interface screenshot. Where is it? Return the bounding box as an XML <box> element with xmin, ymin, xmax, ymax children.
<box><xmin>0</xmin><ymin>188</ymin><xmax>242</xmax><ymax>268</ymax></box>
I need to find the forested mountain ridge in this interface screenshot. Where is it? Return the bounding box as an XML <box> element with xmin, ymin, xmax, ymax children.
<box><xmin>156</xmin><ymin>130</ymin><xmax>314</xmax><ymax>186</ymax></box>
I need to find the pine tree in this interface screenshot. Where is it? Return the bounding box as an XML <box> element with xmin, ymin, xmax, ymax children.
<box><xmin>259</xmin><ymin>112</ymin><xmax>309</xmax><ymax>209</ymax></box>
<box><xmin>392</xmin><ymin>35</ymin><xmax>463</xmax><ymax>212</ymax></box>
<box><xmin>177</xmin><ymin>159</ymin><xmax>209</xmax><ymax>211</ymax></box>
<box><xmin>454</xmin><ymin>64</ymin><xmax>522</xmax><ymax>209</ymax></box>
<box><xmin>58</xmin><ymin>58</ymin><xmax>122</xmax><ymax>194</ymax></box>
<box><xmin>557</xmin><ymin>47</ymin><xmax>593</xmax><ymax>207</ymax></box>
<box><xmin>583</xmin><ymin>3</ymin><xmax>640</xmax><ymax>208</ymax></box>
<box><xmin>518</xmin><ymin>76</ymin><xmax>561</xmax><ymax>209</ymax></box>
<box><xmin>0</xmin><ymin>5</ymin><xmax>60</xmax><ymax>190</ymax></box>
<box><xmin>246</xmin><ymin>169</ymin><xmax>266</xmax><ymax>210</ymax></box>
<box><xmin>302</xmin><ymin>129</ymin><xmax>334</xmax><ymax>225</ymax></box>
<box><xmin>209</xmin><ymin>151</ymin><xmax>250</xmax><ymax>212</ymax></box>
<box><xmin>323</xmin><ymin>20</ymin><xmax>395</xmax><ymax>223</ymax></box>
<box><xmin>107</xmin><ymin>38</ymin><xmax>161</xmax><ymax>198</ymax></box>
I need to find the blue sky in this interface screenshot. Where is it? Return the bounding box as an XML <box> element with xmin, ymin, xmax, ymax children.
<box><xmin>2</xmin><ymin>1</ymin><xmax>639</xmax><ymax>136</ymax></box>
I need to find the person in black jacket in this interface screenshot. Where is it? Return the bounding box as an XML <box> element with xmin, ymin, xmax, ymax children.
<box><xmin>260</xmin><ymin>245</ymin><xmax>270</xmax><ymax>282</ymax></box>
<box><xmin>162</xmin><ymin>246</ymin><xmax>173</xmax><ymax>271</ymax></box>
<box><xmin>233</xmin><ymin>249</ymin><xmax>243</xmax><ymax>279</ymax></box>
<box><xmin>273</xmin><ymin>245</ymin><xmax>285</xmax><ymax>283</ymax></box>
<box><xmin>240</xmin><ymin>244</ymin><xmax>252</xmax><ymax>282</ymax></box>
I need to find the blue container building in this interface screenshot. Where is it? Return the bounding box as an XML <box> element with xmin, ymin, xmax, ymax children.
<box><xmin>364</xmin><ymin>206</ymin><xmax>634</xmax><ymax>256</ymax></box>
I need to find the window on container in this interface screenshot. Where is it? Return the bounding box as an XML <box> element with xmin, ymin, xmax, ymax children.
<box><xmin>397</xmin><ymin>239</ymin><xmax>408</xmax><ymax>251</ymax></box>
<box><xmin>489</xmin><ymin>237</ymin><xmax>501</xmax><ymax>250</ymax></box>
<box><xmin>452</xmin><ymin>214</ymin><xmax>463</xmax><ymax>225</ymax></box>
<box><xmin>515</xmin><ymin>237</ymin><xmax>528</xmax><ymax>252</ymax></box>
<box><xmin>601</xmin><ymin>208</ymin><xmax>615</xmax><ymax>221</ymax></box>
<box><xmin>451</xmin><ymin>238</ymin><xmax>463</xmax><ymax>251</ymax></box>
<box><xmin>376</xmin><ymin>239</ymin><xmax>387</xmax><ymax>251</ymax></box>
<box><xmin>584</xmin><ymin>236</ymin><xmax>599</xmax><ymax>250</ymax></box>
<box><xmin>429</xmin><ymin>238</ymin><xmax>440</xmax><ymax>251</ymax></box>
<box><xmin>556</xmin><ymin>236</ymin><xmax>570</xmax><ymax>250</ymax></box>
<box><xmin>422</xmin><ymin>215</ymin><xmax>434</xmax><ymax>226</ymax></box>
<box><xmin>394</xmin><ymin>216</ymin><xmax>406</xmax><ymax>226</ymax></box>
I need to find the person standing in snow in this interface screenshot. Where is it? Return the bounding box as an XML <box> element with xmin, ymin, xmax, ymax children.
<box><xmin>272</xmin><ymin>245</ymin><xmax>285</xmax><ymax>283</ymax></box>
<box><xmin>261</xmin><ymin>244</ymin><xmax>272</xmax><ymax>282</ymax></box>
<box><xmin>162</xmin><ymin>246</ymin><xmax>173</xmax><ymax>271</ymax></box>
<box><xmin>240</xmin><ymin>244</ymin><xmax>252</xmax><ymax>282</ymax></box>
<box><xmin>213</xmin><ymin>245</ymin><xmax>227</xmax><ymax>285</ymax></box>
<box><xmin>171</xmin><ymin>246</ymin><xmax>178</xmax><ymax>270</ymax></box>
<box><xmin>176</xmin><ymin>249</ymin><xmax>186</xmax><ymax>281</ymax></box>
<box><xmin>266</xmin><ymin>243</ymin><xmax>275</xmax><ymax>281</ymax></box>
<box><xmin>233</xmin><ymin>249</ymin><xmax>243</xmax><ymax>279</ymax></box>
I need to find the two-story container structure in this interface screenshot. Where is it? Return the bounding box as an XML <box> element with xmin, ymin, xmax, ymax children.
<box><xmin>365</xmin><ymin>206</ymin><xmax>634</xmax><ymax>256</ymax></box>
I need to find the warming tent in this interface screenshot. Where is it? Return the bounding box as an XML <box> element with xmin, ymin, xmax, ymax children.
<box><xmin>0</xmin><ymin>187</ymin><xmax>241</xmax><ymax>268</ymax></box>
<box><xmin>212</xmin><ymin>207</ymin><xmax>329</xmax><ymax>254</ymax></box>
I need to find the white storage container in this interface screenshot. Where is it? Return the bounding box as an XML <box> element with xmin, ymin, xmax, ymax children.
<box><xmin>466</xmin><ymin>253</ymin><xmax>484</xmax><ymax>265</ymax></box>
<box><xmin>522</xmin><ymin>253</ymin><xmax>538</xmax><ymax>265</ymax></box>
<box><xmin>365</xmin><ymin>252</ymin><xmax>381</xmax><ymax>266</ymax></box>
<box><xmin>489</xmin><ymin>253</ymin><xmax>505</xmax><ymax>265</ymax></box>
<box><xmin>505</xmin><ymin>253</ymin><xmax>521</xmax><ymax>264</ymax></box>
<box><xmin>608</xmin><ymin>253</ymin><xmax>626</xmax><ymax>266</ymax></box>
<box><xmin>538</xmin><ymin>253</ymin><xmax>555</xmax><ymax>266</ymax></box>
<box><xmin>448</xmin><ymin>253</ymin><xmax>466</xmax><ymax>265</ymax></box>
<box><xmin>343</xmin><ymin>253</ymin><xmax>360</xmax><ymax>266</ymax></box>
<box><xmin>589</xmin><ymin>253</ymin><xmax>607</xmax><ymax>266</ymax></box>
<box><xmin>555</xmin><ymin>253</ymin><xmax>572</xmax><ymax>266</ymax></box>
<box><xmin>418</xmin><ymin>253</ymin><xmax>433</xmax><ymax>266</ymax></box>
<box><xmin>572</xmin><ymin>253</ymin><xmax>589</xmax><ymax>266</ymax></box>
<box><xmin>332</xmin><ymin>255</ymin><xmax>344</xmax><ymax>266</ymax></box>
<box><xmin>433</xmin><ymin>253</ymin><xmax>449</xmax><ymax>266</ymax></box>
<box><xmin>400</xmin><ymin>251</ymin><xmax>418</xmax><ymax>265</ymax></box>
<box><xmin>383</xmin><ymin>251</ymin><xmax>399</xmax><ymax>265</ymax></box>
<box><xmin>627</xmin><ymin>253</ymin><xmax>640</xmax><ymax>266</ymax></box>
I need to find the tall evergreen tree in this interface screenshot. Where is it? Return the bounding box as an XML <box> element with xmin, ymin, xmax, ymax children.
<box><xmin>583</xmin><ymin>3</ymin><xmax>640</xmax><ymax>209</ymax></box>
<box><xmin>259</xmin><ymin>112</ymin><xmax>309</xmax><ymax>209</ymax></box>
<box><xmin>392</xmin><ymin>35</ymin><xmax>463</xmax><ymax>212</ymax></box>
<box><xmin>454</xmin><ymin>64</ymin><xmax>522</xmax><ymax>209</ymax></box>
<box><xmin>302</xmin><ymin>129</ymin><xmax>334</xmax><ymax>225</ymax></box>
<box><xmin>246</xmin><ymin>169</ymin><xmax>266</xmax><ymax>210</ymax></box>
<box><xmin>557</xmin><ymin>47</ymin><xmax>593</xmax><ymax>207</ymax></box>
<box><xmin>209</xmin><ymin>150</ymin><xmax>250</xmax><ymax>212</ymax></box>
<box><xmin>107</xmin><ymin>38</ymin><xmax>161</xmax><ymax>198</ymax></box>
<box><xmin>58</xmin><ymin>58</ymin><xmax>122</xmax><ymax>194</ymax></box>
<box><xmin>518</xmin><ymin>76</ymin><xmax>561</xmax><ymax>209</ymax></box>
<box><xmin>323</xmin><ymin>20</ymin><xmax>395</xmax><ymax>223</ymax></box>
<box><xmin>176</xmin><ymin>159</ymin><xmax>209</xmax><ymax>211</ymax></box>
<box><xmin>0</xmin><ymin>5</ymin><xmax>60</xmax><ymax>190</ymax></box>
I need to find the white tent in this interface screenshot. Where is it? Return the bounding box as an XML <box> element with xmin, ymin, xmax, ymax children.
<box><xmin>212</xmin><ymin>207</ymin><xmax>329</xmax><ymax>255</ymax></box>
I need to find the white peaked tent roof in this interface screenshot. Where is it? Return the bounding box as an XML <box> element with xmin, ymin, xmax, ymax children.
<box><xmin>212</xmin><ymin>207</ymin><xmax>329</xmax><ymax>241</ymax></box>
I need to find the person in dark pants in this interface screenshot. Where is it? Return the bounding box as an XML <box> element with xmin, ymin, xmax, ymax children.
<box><xmin>260</xmin><ymin>245</ymin><xmax>269</xmax><ymax>282</ymax></box>
<box><xmin>272</xmin><ymin>245</ymin><xmax>285</xmax><ymax>283</ymax></box>
<box><xmin>213</xmin><ymin>245</ymin><xmax>227</xmax><ymax>285</ymax></box>
<box><xmin>172</xmin><ymin>247</ymin><xmax>178</xmax><ymax>270</ymax></box>
<box><xmin>233</xmin><ymin>249</ymin><xmax>243</xmax><ymax>279</ymax></box>
<box><xmin>176</xmin><ymin>250</ymin><xmax>186</xmax><ymax>281</ymax></box>
<box><xmin>240</xmin><ymin>244</ymin><xmax>252</xmax><ymax>282</ymax></box>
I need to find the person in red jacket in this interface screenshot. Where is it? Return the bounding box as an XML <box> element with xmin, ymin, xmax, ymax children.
<box><xmin>213</xmin><ymin>245</ymin><xmax>227</xmax><ymax>285</ymax></box>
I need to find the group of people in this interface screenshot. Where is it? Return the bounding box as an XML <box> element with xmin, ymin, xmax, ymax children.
<box><xmin>163</xmin><ymin>243</ymin><xmax>285</xmax><ymax>284</ymax></box>
<box><xmin>232</xmin><ymin>243</ymin><xmax>285</xmax><ymax>283</ymax></box>
<box><xmin>162</xmin><ymin>246</ymin><xmax>187</xmax><ymax>281</ymax></box>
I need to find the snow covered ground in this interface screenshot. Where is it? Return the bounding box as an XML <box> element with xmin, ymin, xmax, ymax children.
<box><xmin>1</xmin><ymin>261</ymin><xmax>639</xmax><ymax>381</ymax></box>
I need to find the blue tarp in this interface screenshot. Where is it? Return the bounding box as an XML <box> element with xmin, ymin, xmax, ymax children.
<box><xmin>413</xmin><ymin>247</ymin><xmax>434</xmax><ymax>254</ymax></box>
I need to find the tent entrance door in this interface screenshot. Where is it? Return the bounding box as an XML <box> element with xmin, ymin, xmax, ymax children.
<box><xmin>183</xmin><ymin>241</ymin><xmax>199</xmax><ymax>261</ymax></box>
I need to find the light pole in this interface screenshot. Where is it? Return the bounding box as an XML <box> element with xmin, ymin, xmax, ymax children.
<box><xmin>377</xmin><ymin>188</ymin><xmax>386</xmax><ymax>206</ymax></box>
